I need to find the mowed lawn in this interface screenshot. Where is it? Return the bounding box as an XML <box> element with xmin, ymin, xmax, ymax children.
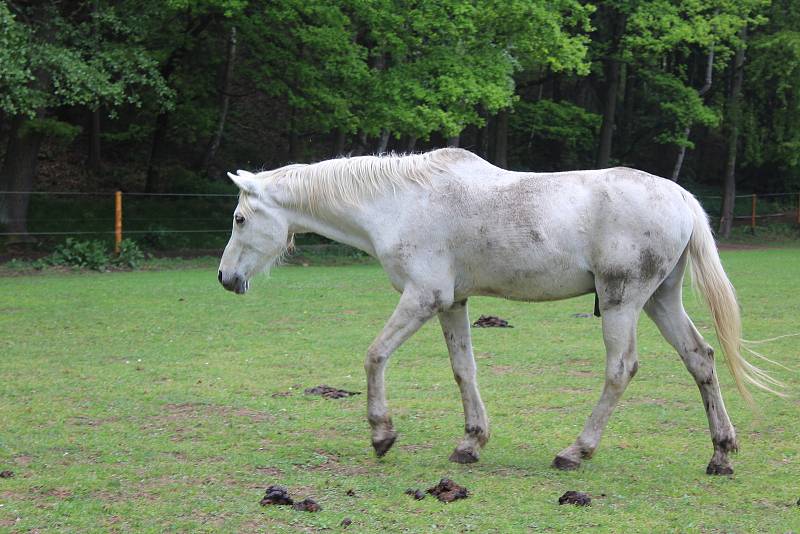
<box><xmin>1</xmin><ymin>248</ymin><xmax>799</xmax><ymax>533</ymax></box>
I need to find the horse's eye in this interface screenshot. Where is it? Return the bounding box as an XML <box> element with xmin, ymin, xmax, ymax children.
<box><xmin>234</xmin><ymin>214</ymin><xmax>245</xmax><ymax>224</ymax></box>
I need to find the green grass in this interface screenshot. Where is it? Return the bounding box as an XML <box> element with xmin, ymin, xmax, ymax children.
<box><xmin>1</xmin><ymin>249</ymin><xmax>799</xmax><ymax>532</ymax></box>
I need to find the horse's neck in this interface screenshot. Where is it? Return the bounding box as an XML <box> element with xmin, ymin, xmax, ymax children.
<box><xmin>282</xmin><ymin>202</ymin><xmax>378</xmax><ymax>257</ymax></box>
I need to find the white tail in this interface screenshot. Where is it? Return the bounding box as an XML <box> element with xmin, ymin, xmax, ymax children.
<box><xmin>684</xmin><ymin>193</ymin><xmax>785</xmax><ymax>405</ymax></box>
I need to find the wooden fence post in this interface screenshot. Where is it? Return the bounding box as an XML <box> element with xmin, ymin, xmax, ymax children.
<box><xmin>751</xmin><ymin>194</ymin><xmax>756</xmax><ymax>231</ymax></box>
<box><xmin>115</xmin><ymin>191</ymin><xmax>122</xmax><ymax>254</ymax></box>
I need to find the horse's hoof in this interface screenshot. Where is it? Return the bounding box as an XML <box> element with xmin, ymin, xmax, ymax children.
<box><xmin>552</xmin><ymin>454</ymin><xmax>581</xmax><ymax>471</ymax></box>
<box><xmin>706</xmin><ymin>462</ymin><xmax>734</xmax><ymax>476</ymax></box>
<box><xmin>372</xmin><ymin>433</ymin><xmax>397</xmax><ymax>457</ymax></box>
<box><xmin>449</xmin><ymin>448</ymin><xmax>479</xmax><ymax>464</ymax></box>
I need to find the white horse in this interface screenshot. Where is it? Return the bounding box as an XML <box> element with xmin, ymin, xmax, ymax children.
<box><xmin>218</xmin><ymin>148</ymin><xmax>780</xmax><ymax>474</ymax></box>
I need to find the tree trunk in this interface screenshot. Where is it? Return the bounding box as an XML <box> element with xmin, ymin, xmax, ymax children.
<box><xmin>596</xmin><ymin>57</ymin><xmax>621</xmax><ymax>168</ymax></box>
<box><xmin>719</xmin><ymin>32</ymin><xmax>746</xmax><ymax>237</ymax></box>
<box><xmin>0</xmin><ymin>115</ymin><xmax>45</xmax><ymax>242</ymax></box>
<box><xmin>145</xmin><ymin>111</ymin><xmax>170</xmax><ymax>193</ymax></box>
<box><xmin>670</xmin><ymin>126</ymin><xmax>691</xmax><ymax>181</ymax></box>
<box><xmin>333</xmin><ymin>128</ymin><xmax>346</xmax><ymax>156</ymax></box>
<box><xmin>376</xmin><ymin>130</ymin><xmax>390</xmax><ymax>154</ymax></box>
<box><xmin>404</xmin><ymin>135</ymin><xmax>417</xmax><ymax>153</ymax></box>
<box><xmin>351</xmin><ymin>131</ymin><xmax>368</xmax><ymax>156</ymax></box>
<box><xmin>494</xmin><ymin>109</ymin><xmax>509</xmax><ymax>168</ymax></box>
<box><xmin>476</xmin><ymin>120</ymin><xmax>489</xmax><ymax>158</ymax></box>
<box><xmin>671</xmin><ymin>47</ymin><xmax>714</xmax><ymax>182</ymax></box>
<box><xmin>201</xmin><ymin>26</ymin><xmax>237</xmax><ymax>174</ymax></box>
<box><xmin>88</xmin><ymin>108</ymin><xmax>102</xmax><ymax>173</ymax></box>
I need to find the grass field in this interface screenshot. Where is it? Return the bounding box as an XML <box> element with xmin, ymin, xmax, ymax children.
<box><xmin>1</xmin><ymin>248</ymin><xmax>799</xmax><ymax>532</ymax></box>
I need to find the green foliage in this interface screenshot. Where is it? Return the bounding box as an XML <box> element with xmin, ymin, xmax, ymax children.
<box><xmin>18</xmin><ymin>118</ymin><xmax>82</xmax><ymax>143</ymax></box>
<box><xmin>741</xmin><ymin>1</ymin><xmax>800</xmax><ymax>182</ymax></box>
<box><xmin>597</xmin><ymin>0</ymin><xmax>766</xmax><ymax>157</ymax></box>
<box><xmin>43</xmin><ymin>238</ymin><xmax>111</xmax><ymax>271</ymax></box>
<box><xmin>0</xmin><ymin>2</ymin><xmax>173</xmax><ymax>118</ymax></box>
<box><xmin>639</xmin><ymin>70</ymin><xmax>720</xmax><ymax>147</ymax></box>
<box><xmin>510</xmin><ymin>100</ymin><xmax>600</xmax><ymax>168</ymax></box>
<box><xmin>113</xmin><ymin>239</ymin><xmax>146</xmax><ymax>269</ymax></box>
<box><xmin>512</xmin><ymin>100</ymin><xmax>600</xmax><ymax>149</ymax></box>
<box><xmin>239</xmin><ymin>0</ymin><xmax>592</xmax><ymax>141</ymax></box>
<box><xmin>0</xmin><ymin>3</ymin><xmax>34</xmax><ymax>114</ymax></box>
<box><xmin>36</xmin><ymin>238</ymin><xmax>145</xmax><ymax>271</ymax></box>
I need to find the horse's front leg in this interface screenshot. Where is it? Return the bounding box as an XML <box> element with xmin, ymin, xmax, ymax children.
<box><xmin>365</xmin><ymin>286</ymin><xmax>444</xmax><ymax>457</ymax></box>
<box><xmin>438</xmin><ymin>299</ymin><xmax>489</xmax><ymax>463</ymax></box>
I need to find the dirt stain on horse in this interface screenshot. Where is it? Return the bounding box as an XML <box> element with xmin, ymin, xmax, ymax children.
<box><xmin>638</xmin><ymin>248</ymin><xmax>664</xmax><ymax>280</ymax></box>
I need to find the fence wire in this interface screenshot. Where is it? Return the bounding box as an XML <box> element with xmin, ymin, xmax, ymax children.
<box><xmin>0</xmin><ymin>190</ymin><xmax>798</xmax><ymax>239</ymax></box>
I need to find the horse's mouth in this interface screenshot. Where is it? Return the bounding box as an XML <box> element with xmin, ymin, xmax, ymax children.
<box><xmin>233</xmin><ymin>278</ymin><xmax>249</xmax><ymax>295</ymax></box>
<box><xmin>219</xmin><ymin>271</ymin><xmax>249</xmax><ymax>294</ymax></box>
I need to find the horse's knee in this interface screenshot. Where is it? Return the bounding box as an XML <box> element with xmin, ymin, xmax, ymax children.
<box><xmin>365</xmin><ymin>345</ymin><xmax>388</xmax><ymax>370</ymax></box>
<box><xmin>682</xmin><ymin>346</ymin><xmax>716</xmax><ymax>385</ymax></box>
<box><xmin>606</xmin><ymin>355</ymin><xmax>638</xmax><ymax>390</ymax></box>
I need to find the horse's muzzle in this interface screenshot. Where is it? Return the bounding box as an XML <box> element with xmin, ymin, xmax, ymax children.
<box><xmin>218</xmin><ymin>270</ymin><xmax>249</xmax><ymax>294</ymax></box>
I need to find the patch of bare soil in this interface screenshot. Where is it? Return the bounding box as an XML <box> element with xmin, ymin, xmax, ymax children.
<box><xmin>489</xmin><ymin>364</ymin><xmax>515</xmax><ymax>375</ymax></box>
<box><xmin>426</xmin><ymin>478</ymin><xmax>469</xmax><ymax>503</ymax></box>
<box><xmin>303</xmin><ymin>385</ymin><xmax>360</xmax><ymax>399</ymax></box>
<box><xmin>297</xmin><ymin>450</ymin><xmax>368</xmax><ymax>476</ymax></box>
<box><xmin>69</xmin><ymin>415</ymin><xmax>119</xmax><ymax>427</ymax></box>
<box><xmin>472</xmin><ymin>315</ymin><xmax>513</xmax><ymax>328</ymax></box>
<box><xmin>567</xmin><ymin>370</ymin><xmax>597</xmax><ymax>378</ymax></box>
<box><xmin>398</xmin><ymin>443</ymin><xmax>433</xmax><ymax>453</ymax></box>
<box><xmin>0</xmin><ymin>471</ymin><xmax>13</xmax><ymax>478</ymax></box>
<box><xmin>558</xmin><ymin>491</ymin><xmax>591</xmax><ymax>506</ymax></box>
<box><xmin>255</xmin><ymin>466</ymin><xmax>283</xmax><ymax>477</ymax></box>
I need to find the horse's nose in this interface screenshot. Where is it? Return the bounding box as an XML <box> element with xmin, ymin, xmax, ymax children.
<box><xmin>218</xmin><ymin>270</ymin><xmax>223</xmax><ymax>284</ymax></box>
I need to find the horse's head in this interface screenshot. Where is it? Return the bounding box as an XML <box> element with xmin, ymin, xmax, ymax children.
<box><xmin>218</xmin><ymin>170</ymin><xmax>290</xmax><ymax>295</ymax></box>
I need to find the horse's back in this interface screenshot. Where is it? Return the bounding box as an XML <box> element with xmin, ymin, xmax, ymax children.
<box><xmin>377</xmin><ymin>159</ymin><xmax>696</xmax><ymax>303</ymax></box>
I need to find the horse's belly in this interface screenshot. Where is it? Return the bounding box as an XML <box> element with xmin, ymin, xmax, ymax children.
<box><xmin>464</xmin><ymin>267</ymin><xmax>595</xmax><ymax>302</ymax></box>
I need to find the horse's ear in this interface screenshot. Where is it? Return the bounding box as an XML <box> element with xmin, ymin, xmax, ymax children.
<box><xmin>227</xmin><ymin>170</ymin><xmax>259</xmax><ymax>195</ymax></box>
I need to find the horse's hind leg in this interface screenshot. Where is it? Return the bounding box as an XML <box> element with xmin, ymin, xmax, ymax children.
<box><xmin>644</xmin><ymin>255</ymin><xmax>737</xmax><ymax>475</ymax></box>
<box><xmin>438</xmin><ymin>299</ymin><xmax>489</xmax><ymax>463</ymax></box>
<box><xmin>365</xmin><ymin>285</ymin><xmax>444</xmax><ymax>457</ymax></box>
<box><xmin>553</xmin><ymin>305</ymin><xmax>641</xmax><ymax>470</ymax></box>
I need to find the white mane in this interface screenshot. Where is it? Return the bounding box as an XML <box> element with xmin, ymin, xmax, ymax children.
<box><xmin>253</xmin><ymin>148</ymin><xmax>477</xmax><ymax>212</ymax></box>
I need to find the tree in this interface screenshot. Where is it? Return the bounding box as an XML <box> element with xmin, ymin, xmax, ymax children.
<box><xmin>587</xmin><ymin>0</ymin><xmax>761</xmax><ymax>173</ymax></box>
<box><xmin>739</xmin><ymin>0</ymin><xmax>800</xmax><ymax>193</ymax></box>
<box><xmin>0</xmin><ymin>1</ymin><xmax>171</xmax><ymax>240</ymax></box>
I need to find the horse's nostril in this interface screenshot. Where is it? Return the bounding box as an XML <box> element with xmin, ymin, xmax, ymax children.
<box><xmin>218</xmin><ymin>270</ymin><xmax>223</xmax><ymax>283</ymax></box>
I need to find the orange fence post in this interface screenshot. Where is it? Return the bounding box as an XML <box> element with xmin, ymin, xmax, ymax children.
<box><xmin>114</xmin><ymin>191</ymin><xmax>122</xmax><ymax>254</ymax></box>
<box><xmin>751</xmin><ymin>194</ymin><xmax>756</xmax><ymax>231</ymax></box>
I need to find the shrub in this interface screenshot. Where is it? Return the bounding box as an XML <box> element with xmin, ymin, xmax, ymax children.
<box><xmin>112</xmin><ymin>239</ymin><xmax>146</xmax><ymax>269</ymax></box>
<box><xmin>36</xmin><ymin>238</ymin><xmax>147</xmax><ymax>271</ymax></box>
<box><xmin>48</xmin><ymin>238</ymin><xmax>110</xmax><ymax>270</ymax></box>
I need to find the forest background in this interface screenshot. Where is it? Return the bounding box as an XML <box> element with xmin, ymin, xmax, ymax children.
<box><xmin>1</xmin><ymin>0</ymin><xmax>799</xmax><ymax>243</ymax></box>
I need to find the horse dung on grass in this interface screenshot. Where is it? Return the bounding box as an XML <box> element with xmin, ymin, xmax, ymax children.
<box><xmin>218</xmin><ymin>148</ymin><xmax>782</xmax><ymax>474</ymax></box>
